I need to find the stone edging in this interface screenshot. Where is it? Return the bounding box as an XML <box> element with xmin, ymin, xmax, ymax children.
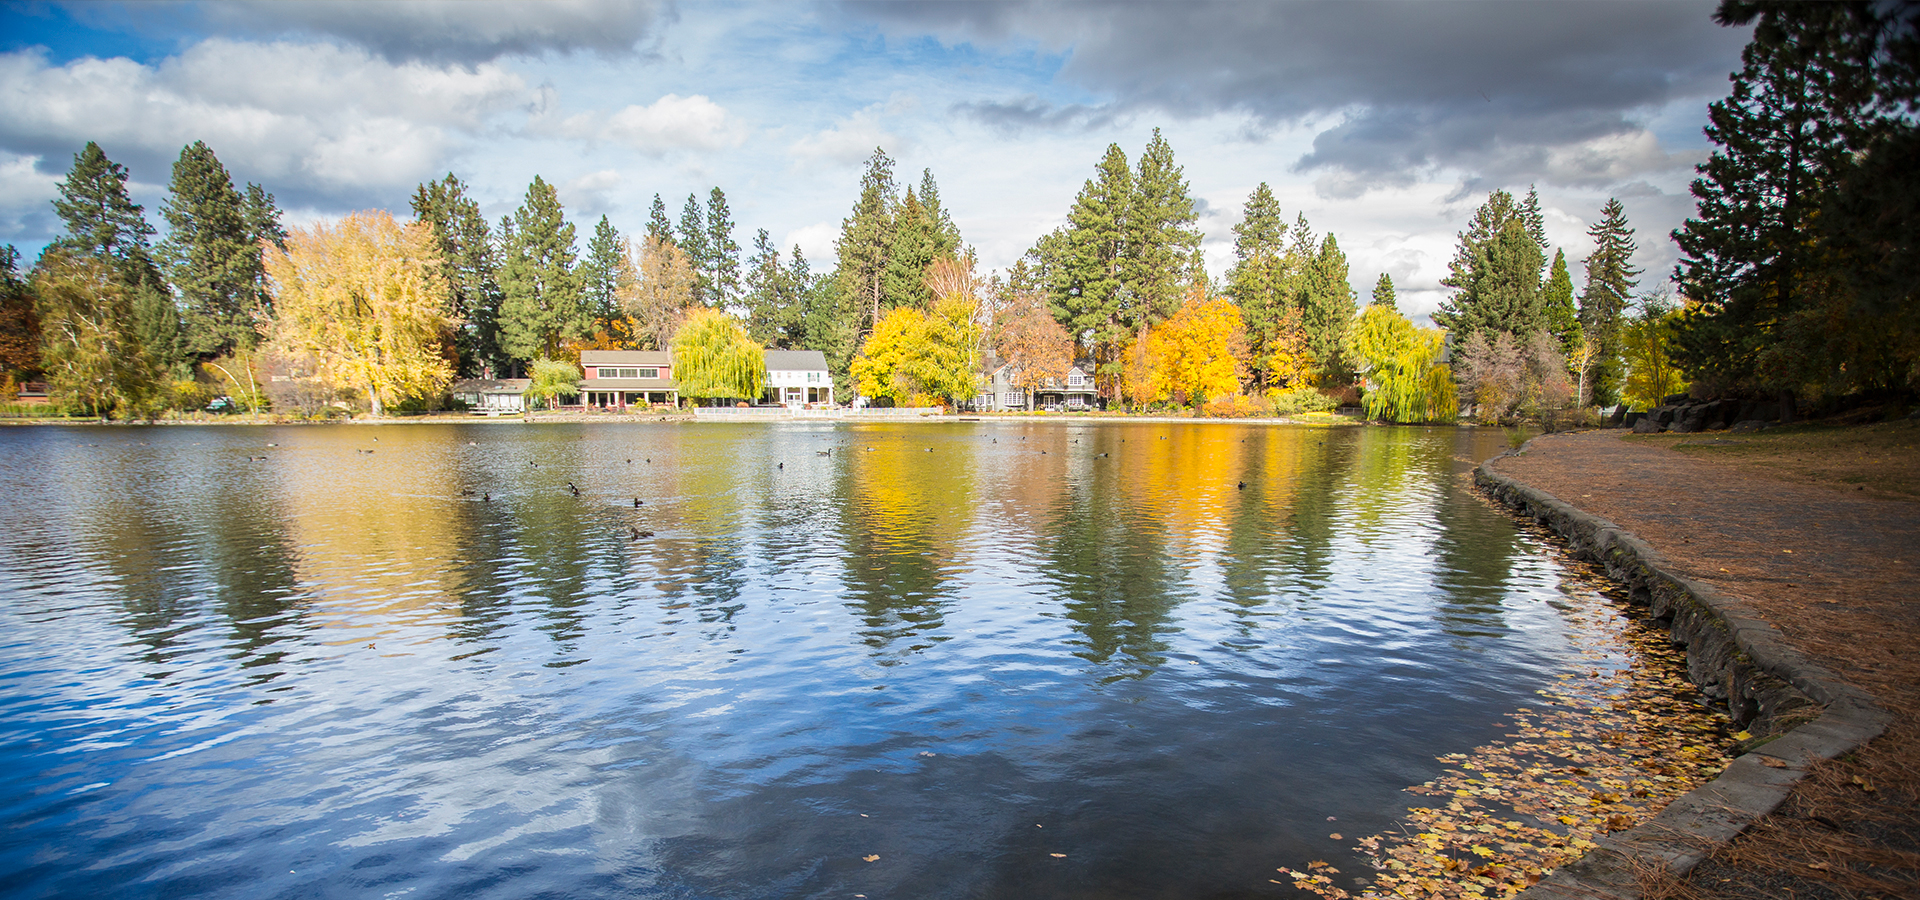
<box><xmin>1475</xmin><ymin>445</ymin><xmax>1892</xmax><ymax>900</ymax></box>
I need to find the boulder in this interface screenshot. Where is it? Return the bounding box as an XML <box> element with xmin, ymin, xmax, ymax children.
<box><xmin>1672</xmin><ymin>404</ymin><xmax>1710</xmax><ymax>433</ymax></box>
<box><xmin>1633</xmin><ymin>416</ymin><xmax>1665</xmax><ymax>434</ymax></box>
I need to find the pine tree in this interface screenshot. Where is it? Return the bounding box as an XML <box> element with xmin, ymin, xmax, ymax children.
<box><xmin>884</xmin><ymin>187</ymin><xmax>936</xmax><ymax>309</ymax></box>
<box><xmin>48</xmin><ymin>142</ymin><xmax>181</xmax><ymax>378</ymax></box>
<box><xmin>1124</xmin><ymin>128</ymin><xmax>1202</xmax><ymax>327</ymax></box>
<box><xmin>1371</xmin><ymin>273</ymin><xmax>1398</xmax><ymax>309</ymax></box>
<box><xmin>1578</xmin><ymin>198</ymin><xmax>1639</xmax><ymax>406</ymax></box>
<box><xmin>832</xmin><ymin>147</ymin><xmax>899</xmax><ymax>337</ymax></box>
<box><xmin>1044</xmin><ymin>143</ymin><xmax>1131</xmax><ymax>361</ymax></box>
<box><xmin>1542</xmin><ymin>248</ymin><xmax>1580</xmax><ymax>353</ymax></box>
<box><xmin>646</xmin><ymin>194</ymin><xmax>674</xmax><ymax>246</ymax></box>
<box><xmin>1434</xmin><ymin>189</ymin><xmax>1548</xmax><ymax>343</ymax></box>
<box><xmin>917</xmin><ymin>169</ymin><xmax>962</xmax><ymax>259</ymax></box>
<box><xmin>496</xmin><ymin>176</ymin><xmax>582</xmax><ymax>363</ymax></box>
<box><xmin>705</xmin><ymin>187</ymin><xmax>741</xmax><ymax>308</ymax></box>
<box><xmin>411</xmin><ymin>174</ymin><xmax>503</xmax><ymax>377</ymax></box>
<box><xmin>677</xmin><ymin>194</ymin><xmax>711</xmax><ymax>305</ymax></box>
<box><xmin>1671</xmin><ymin>2</ymin><xmax>1874</xmax><ymax>404</ymax></box>
<box><xmin>1300</xmin><ymin>234</ymin><xmax>1358</xmax><ymax>381</ymax></box>
<box><xmin>580</xmin><ymin>216</ymin><xmax>626</xmax><ymax>331</ymax></box>
<box><xmin>160</xmin><ymin>141</ymin><xmax>258</xmax><ymax>359</ymax></box>
<box><xmin>241</xmin><ymin>183</ymin><xmax>286</xmax><ymax>313</ymax></box>
<box><xmin>743</xmin><ymin>228</ymin><xmax>786</xmax><ymax>347</ymax></box>
<box><xmin>1225</xmin><ymin>183</ymin><xmax>1291</xmax><ymax>386</ymax></box>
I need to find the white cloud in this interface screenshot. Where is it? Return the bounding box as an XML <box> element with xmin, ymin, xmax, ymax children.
<box><xmin>600</xmin><ymin>94</ymin><xmax>745</xmax><ymax>154</ymax></box>
<box><xmin>781</xmin><ymin>222</ymin><xmax>838</xmax><ymax>263</ymax></box>
<box><xmin>0</xmin><ymin>40</ymin><xmax>527</xmax><ymax>194</ymax></box>
<box><xmin>788</xmin><ymin>103</ymin><xmax>903</xmax><ymax>167</ymax></box>
<box><xmin>559</xmin><ymin>169</ymin><xmax>623</xmax><ymax>219</ymax></box>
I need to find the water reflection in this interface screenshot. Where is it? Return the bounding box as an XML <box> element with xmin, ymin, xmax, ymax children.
<box><xmin>0</xmin><ymin>420</ymin><xmax>1594</xmax><ymax>900</ymax></box>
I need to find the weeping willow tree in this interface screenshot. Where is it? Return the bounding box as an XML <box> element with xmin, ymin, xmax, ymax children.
<box><xmin>670</xmin><ymin>308</ymin><xmax>764</xmax><ymax>403</ymax></box>
<box><xmin>1347</xmin><ymin>303</ymin><xmax>1457</xmax><ymax>423</ymax></box>
<box><xmin>264</xmin><ymin>211</ymin><xmax>455</xmax><ymax>416</ymax></box>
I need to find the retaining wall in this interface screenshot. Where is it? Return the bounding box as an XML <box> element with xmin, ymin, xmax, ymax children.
<box><xmin>1476</xmin><ymin>449</ymin><xmax>1891</xmax><ymax>900</ymax></box>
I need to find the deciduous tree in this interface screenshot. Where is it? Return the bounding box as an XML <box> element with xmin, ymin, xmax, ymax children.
<box><xmin>670</xmin><ymin>308</ymin><xmax>764</xmax><ymax>402</ymax></box>
<box><xmin>0</xmin><ymin>246</ymin><xmax>40</xmax><ymax>380</ymax></box>
<box><xmin>32</xmin><ymin>250</ymin><xmax>164</xmax><ymax>418</ymax></box>
<box><xmin>622</xmin><ymin>235</ymin><xmax>697</xmax><ymax>351</ymax></box>
<box><xmin>263</xmin><ymin>211</ymin><xmax>457</xmax><ymax>417</ymax></box>
<box><xmin>1136</xmin><ymin>290</ymin><xmax>1248</xmax><ymax>408</ymax></box>
<box><xmin>1346</xmin><ymin>303</ymin><xmax>1455</xmax><ymax>423</ymax></box>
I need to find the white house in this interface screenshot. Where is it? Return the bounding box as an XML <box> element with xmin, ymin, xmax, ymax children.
<box><xmin>763</xmin><ymin>349</ymin><xmax>834</xmax><ymax>407</ymax></box>
<box><xmin>450</xmin><ymin>378</ymin><xmax>531</xmax><ymax>414</ymax></box>
<box><xmin>976</xmin><ymin>362</ymin><xmax>1098</xmax><ymax>412</ymax></box>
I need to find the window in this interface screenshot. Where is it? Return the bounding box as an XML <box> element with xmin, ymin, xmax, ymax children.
<box><xmin>636</xmin><ymin>367</ymin><xmax>657</xmax><ymax>379</ymax></box>
<box><xmin>1002</xmin><ymin>391</ymin><xmax>1022</xmax><ymax>406</ymax></box>
<box><xmin>1067</xmin><ymin>372</ymin><xmax>1088</xmax><ymax>387</ymax></box>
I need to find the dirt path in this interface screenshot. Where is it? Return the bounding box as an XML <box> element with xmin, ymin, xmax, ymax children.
<box><xmin>1489</xmin><ymin>430</ymin><xmax>1920</xmax><ymax>899</ymax></box>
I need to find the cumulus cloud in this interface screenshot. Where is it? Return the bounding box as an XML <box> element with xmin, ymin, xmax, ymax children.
<box><xmin>559</xmin><ymin>169</ymin><xmax>623</xmax><ymax>219</ymax></box>
<box><xmin>194</xmin><ymin>0</ymin><xmax>671</xmax><ymax>64</ymax></box>
<box><xmin>788</xmin><ymin>103</ymin><xmax>904</xmax><ymax>167</ymax></box>
<box><xmin>0</xmin><ymin>40</ymin><xmax>527</xmax><ymax>200</ymax></box>
<box><xmin>601</xmin><ymin>94</ymin><xmax>745</xmax><ymax>154</ymax></box>
<box><xmin>847</xmin><ymin>0</ymin><xmax>1748</xmax><ymax>192</ymax></box>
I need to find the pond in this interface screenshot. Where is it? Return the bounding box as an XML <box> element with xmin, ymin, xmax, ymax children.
<box><xmin>0</xmin><ymin>420</ymin><xmax>1627</xmax><ymax>899</ymax></box>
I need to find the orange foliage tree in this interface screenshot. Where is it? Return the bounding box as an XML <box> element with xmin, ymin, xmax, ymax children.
<box><xmin>992</xmin><ymin>285</ymin><xmax>1073</xmax><ymax>400</ymax></box>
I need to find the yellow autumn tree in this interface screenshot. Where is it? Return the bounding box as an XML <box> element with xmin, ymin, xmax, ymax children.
<box><xmin>852</xmin><ymin>256</ymin><xmax>983</xmax><ymax>407</ymax></box>
<box><xmin>264</xmin><ymin>211</ymin><xmax>457</xmax><ymax>416</ymax></box>
<box><xmin>1135</xmin><ymin>290</ymin><xmax>1249</xmax><ymax>408</ymax></box>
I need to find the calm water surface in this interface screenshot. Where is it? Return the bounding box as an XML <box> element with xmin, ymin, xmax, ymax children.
<box><xmin>0</xmin><ymin>421</ymin><xmax>1608</xmax><ymax>899</ymax></box>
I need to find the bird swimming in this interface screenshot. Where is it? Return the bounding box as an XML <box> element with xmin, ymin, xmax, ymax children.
<box><xmin>633</xmin><ymin>498</ymin><xmax>643</xmax><ymax>507</ymax></box>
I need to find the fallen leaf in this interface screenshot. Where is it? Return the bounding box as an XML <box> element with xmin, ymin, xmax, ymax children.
<box><xmin>1329</xmin><ymin>833</ymin><xmax>1343</xmax><ymax>840</ymax></box>
<box><xmin>1760</xmin><ymin>757</ymin><xmax>1788</xmax><ymax>769</ymax></box>
<box><xmin>1050</xmin><ymin>853</ymin><xmax>1067</xmax><ymax>858</ymax></box>
<box><xmin>863</xmin><ymin>855</ymin><xmax>880</xmax><ymax>863</ymax></box>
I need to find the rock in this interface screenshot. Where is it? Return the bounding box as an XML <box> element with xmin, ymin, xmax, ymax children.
<box><xmin>1730</xmin><ymin>420</ymin><xmax>1768</xmax><ymax>434</ymax></box>
<box><xmin>1663</xmin><ymin>392</ymin><xmax>1692</xmax><ymax>406</ymax></box>
<box><xmin>1672</xmin><ymin>404</ymin><xmax>1710</xmax><ymax>433</ymax></box>
<box><xmin>1654</xmin><ymin>405</ymin><xmax>1679</xmax><ymax>427</ymax></box>
<box><xmin>1633</xmin><ymin>416</ymin><xmax>1665</xmax><ymax>434</ymax></box>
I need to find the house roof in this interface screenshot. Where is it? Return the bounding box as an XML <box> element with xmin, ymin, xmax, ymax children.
<box><xmin>450</xmin><ymin>378</ymin><xmax>530</xmax><ymax>394</ymax></box>
<box><xmin>580</xmin><ymin>350</ymin><xmax>672</xmax><ymax>366</ymax></box>
<box><xmin>764</xmin><ymin>349</ymin><xmax>829</xmax><ymax>372</ymax></box>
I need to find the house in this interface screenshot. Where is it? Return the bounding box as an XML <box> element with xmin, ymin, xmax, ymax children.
<box><xmin>978</xmin><ymin>362</ymin><xmax>1098</xmax><ymax>412</ymax></box>
<box><xmin>763</xmin><ymin>349</ymin><xmax>834</xmax><ymax>408</ymax></box>
<box><xmin>450</xmin><ymin>378</ymin><xmax>531</xmax><ymax>414</ymax></box>
<box><xmin>1035</xmin><ymin>364</ymin><xmax>1098</xmax><ymax>411</ymax></box>
<box><xmin>579</xmin><ymin>350</ymin><xmax>677</xmax><ymax>409</ymax></box>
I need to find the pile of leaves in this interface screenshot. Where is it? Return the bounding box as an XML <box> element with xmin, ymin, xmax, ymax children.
<box><xmin>1278</xmin><ymin>557</ymin><xmax>1737</xmax><ymax>899</ymax></box>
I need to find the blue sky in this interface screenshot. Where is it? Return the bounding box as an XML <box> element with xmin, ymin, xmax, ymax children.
<box><xmin>0</xmin><ymin>0</ymin><xmax>1751</xmax><ymax>323</ymax></box>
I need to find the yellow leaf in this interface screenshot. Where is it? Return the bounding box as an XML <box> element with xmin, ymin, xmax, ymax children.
<box><xmin>1049</xmin><ymin>853</ymin><xmax>1067</xmax><ymax>858</ymax></box>
<box><xmin>863</xmin><ymin>854</ymin><xmax>879</xmax><ymax>862</ymax></box>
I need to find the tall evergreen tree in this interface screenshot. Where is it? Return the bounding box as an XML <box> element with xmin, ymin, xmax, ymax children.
<box><xmin>917</xmin><ymin>169</ymin><xmax>962</xmax><ymax>257</ymax></box>
<box><xmin>412</xmin><ymin>174</ymin><xmax>503</xmax><ymax>377</ymax></box>
<box><xmin>1542</xmin><ymin>248</ymin><xmax>1580</xmax><ymax>353</ymax></box>
<box><xmin>646</xmin><ymin>194</ymin><xmax>674</xmax><ymax>246</ymax></box>
<box><xmin>884</xmin><ymin>187</ymin><xmax>937</xmax><ymax>310</ymax></box>
<box><xmin>580</xmin><ymin>216</ymin><xmax>626</xmax><ymax>331</ymax></box>
<box><xmin>677</xmin><ymin>194</ymin><xmax>712</xmax><ymax>305</ymax></box>
<box><xmin>1671</xmin><ymin>1</ymin><xmax>1875</xmax><ymax>405</ymax></box>
<box><xmin>832</xmin><ymin>147</ymin><xmax>900</xmax><ymax>335</ymax></box>
<box><xmin>1225</xmin><ymin>182</ymin><xmax>1291</xmax><ymax>386</ymax></box>
<box><xmin>743</xmin><ymin>228</ymin><xmax>786</xmax><ymax>347</ymax></box>
<box><xmin>1043</xmin><ymin>143</ymin><xmax>1131</xmax><ymax>363</ymax></box>
<box><xmin>1124</xmin><ymin>128</ymin><xmax>1202</xmax><ymax>326</ymax></box>
<box><xmin>705</xmin><ymin>188</ymin><xmax>742</xmax><ymax>308</ymax></box>
<box><xmin>160</xmin><ymin>141</ymin><xmax>257</xmax><ymax>359</ymax></box>
<box><xmin>496</xmin><ymin>176</ymin><xmax>582</xmax><ymax>363</ymax></box>
<box><xmin>48</xmin><ymin>142</ymin><xmax>181</xmax><ymax>377</ymax></box>
<box><xmin>1371</xmin><ymin>272</ymin><xmax>1398</xmax><ymax>310</ymax></box>
<box><xmin>1434</xmin><ymin>189</ymin><xmax>1548</xmax><ymax>343</ymax></box>
<box><xmin>1300</xmin><ymin>234</ymin><xmax>1358</xmax><ymax>381</ymax></box>
<box><xmin>1579</xmin><ymin>198</ymin><xmax>1639</xmax><ymax>406</ymax></box>
<box><xmin>240</xmin><ymin>183</ymin><xmax>286</xmax><ymax>312</ymax></box>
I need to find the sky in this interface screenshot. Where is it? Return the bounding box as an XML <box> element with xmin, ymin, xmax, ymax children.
<box><xmin>0</xmin><ymin>0</ymin><xmax>1753</xmax><ymax>324</ymax></box>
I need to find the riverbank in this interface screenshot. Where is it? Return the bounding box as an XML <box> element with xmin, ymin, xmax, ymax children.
<box><xmin>1485</xmin><ymin>428</ymin><xmax>1919</xmax><ymax>900</ymax></box>
<box><xmin>0</xmin><ymin>408</ymin><xmax>1371</xmax><ymax>427</ymax></box>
